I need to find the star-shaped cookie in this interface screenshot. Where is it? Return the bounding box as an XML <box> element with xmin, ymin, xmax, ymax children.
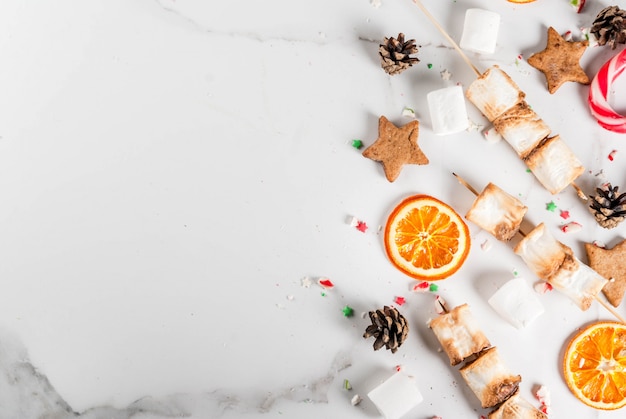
<box><xmin>527</xmin><ymin>26</ymin><xmax>590</xmax><ymax>94</ymax></box>
<box><xmin>362</xmin><ymin>116</ymin><xmax>429</xmax><ymax>182</ymax></box>
<box><xmin>585</xmin><ymin>239</ymin><xmax>626</xmax><ymax>307</ymax></box>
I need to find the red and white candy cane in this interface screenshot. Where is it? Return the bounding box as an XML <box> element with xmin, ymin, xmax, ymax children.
<box><xmin>588</xmin><ymin>49</ymin><xmax>626</xmax><ymax>134</ymax></box>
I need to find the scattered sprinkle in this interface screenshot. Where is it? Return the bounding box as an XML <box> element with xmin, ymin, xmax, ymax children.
<box><xmin>440</xmin><ymin>69</ymin><xmax>451</xmax><ymax>80</ymax></box>
<box><xmin>467</xmin><ymin>119</ymin><xmax>483</xmax><ymax>132</ymax></box>
<box><xmin>321</xmin><ymin>292</ymin><xmax>326</xmax><ymax>297</ymax></box>
<box><xmin>342</xmin><ymin>305</ymin><xmax>354</xmax><ymax>317</ymax></box>
<box><xmin>411</xmin><ymin>281</ymin><xmax>430</xmax><ymax>293</ymax></box>
<box><xmin>593</xmin><ymin>240</ymin><xmax>606</xmax><ymax>248</ymax></box>
<box><xmin>594</xmin><ymin>171</ymin><xmax>607</xmax><ymax>182</ymax></box>
<box><xmin>286</xmin><ymin>294</ymin><xmax>295</xmax><ymax>301</ymax></box>
<box><xmin>351</xmin><ymin>139</ymin><xmax>363</xmax><ymax>149</ymax></box>
<box><xmin>343</xmin><ymin>379</ymin><xmax>352</xmax><ymax>390</ymax></box>
<box><xmin>356</xmin><ymin>220</ymin><xmax>368</xmax><ymax>233</ymax></box>
<box><xmin>513</xmin><ymin>269</ymin><xmax>519</xmax><ymax>277</ymax></box>
<box><xmin>402</xmin><ymin>107</ymin><xmax>416</xmax><ymax>118</ymax></box>
<box><xmin>534</xmin><ymin>281</ymin><xmax>554</xmax><ymax>294</ymax></box>
<box><xmin>434</xmin><ymin>295</ymin><xmax>447</xmax><ymax>314</ymax></box>
<box><xmin>318</xmin><ymin>278</ymin><xmax>334</xmax><ymax>289</ymax></box>
<box><xmin>483</xmin><ymin>129</ymin><xmax>502</xmax><ymax>143</ymax></box>
<box><xmin>395</xmin><ymin>365</ymin><xmax>402</xmax><ymax>372</ymax></box>
<box><xmin>429</xmin><ymin>283</ymin><xmax>438</xmax><ymax>292</ymax></box>
<box><xmin>608</xmin><ymin>149</ymin><xmax>618</xmax><ymax>161</ymax></box>
<box><xmin>560</xmin><ymin>221</ymin><xmax>582</xmax><ymax>233</ymax></box>
<box><xmin>559</xmin><ymin>210</ymin><xmax>570</xmax><ymax>219</ymax></box>
<box><xmin>351</xmin><ymin>394</ymin><xmax>362</xmax><ymax>406</ymax></box>
<box><xmin>480</xmin><ymin>239</ymin><xmax>492</xmax><ymax>252</ymax></box>
<box><xmin>301</xmin><ymin>277</ymin><xmax>313</xmax><ymax>288</ymax></box>
<box><xmin>427</xmin><ymin>63</ymin><xmax>433</xmax><ymax>69</ymax></box>
<box><xmin>546</xmin><ymin>201</ymin><xmax>557</xmax><ymax>212</ymax></box>
<box><xmin>563</xmin><ymin>30</ymin><xmax>573</xmax><ymax>41</ymax></box>
<box><xmin>581</xmin><ymin>27</ymin><xmax>598</xmax><ymax>47</ymax></box>
<box><xmin>534</xmin><ymin>385</ymin><xmax>551</xmax><ymax>415</ymax></box>
<box><xmin>394</xmin><ymin>296</ymin><xmax>406</xmax><ymax>306</ymax></box>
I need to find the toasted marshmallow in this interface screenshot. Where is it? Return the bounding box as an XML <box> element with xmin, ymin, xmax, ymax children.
<box><xmin>466</xmin><ymin>66</ymin><xmax>525</xmax><ymax>122</ymax></box>
<box><xmin>524</xmin><ymin>135</ymin><xmax>584</xmax><ymax>195</ymax></box>
<box><xmin>466</xmin><ymin>183</ymin><xmax>528</xmax><ymax>241</ymax></box>
<box><xmin>488</xmin><ymin>390</ymin><xmax>548</xmax><ymax>419</ymax></box>
<box><xmin>460</xmin><ymin>347</ymin><xmax>522</xmax><ymax>409</ymax></box>
<box><xmin>492</xmin><ymin>102</ymin><xmax>551</xmax><ymax>158</ymax></box>
<box><xmin>548</xmin><ymin>254</ymin><xmax>608</xmax><ymax>310</ymax></box>
<box><xmin>488</xmin><ymin>277</ymin><xmax>545</xmax><ymax>329</ymax></box>
<box><xmin>429</xmin><ymin>304</ymin><xmax>491</xmax><ymax>366</ymax></box>
<box><xmin>514</xmin><ymin>223</ymin><xmax>571</xmax><ymax>280</ymax></box>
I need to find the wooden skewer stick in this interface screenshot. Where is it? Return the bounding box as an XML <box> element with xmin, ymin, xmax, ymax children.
<box><xmin>452</xmin><ymin>172</ymin><xmax>480</xmax><ymax>197</ymax></box>
<box><xmin>571</xmin><ymin>182</ymin><xmax>588</xmax><ymax>201</ymax></box>
<box><xmin>413</xmin><ymin>1</ymin><xmax>589</xmax><ymax>203</ymax></box>
<box><xmin>452</xmin><ymin>172</ymin><xmax>625</xmax><ymax>324</ymax></box>
<box><xmin>411</xmin><ymin>0</ymin><xmax>481</xmax><ymax>77</ymax></box>
<box><xmin>595</xmin><ymin>296</ymin><xmax>626</xmax><ymax>324</ymax></box>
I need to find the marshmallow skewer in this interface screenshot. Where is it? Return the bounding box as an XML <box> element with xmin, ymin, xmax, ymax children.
<box><xmin>429</xmin><ymin>304</ymin><xmax>544</xmax><ymax>416</ymax></box>
<box><xmin>453</xmin><ymin>173</ymin><xmax>626</xmax><ymax>324</ymax></box>
<box><xmin>411</xmin><ymin>0</ymin><xmax>588</xmax><ymax>201</ymax></box>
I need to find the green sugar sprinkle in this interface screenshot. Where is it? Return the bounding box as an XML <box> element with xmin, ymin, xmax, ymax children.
<box><xmin>344</xmin><ymin>379</ymin><xmax>352</xmax><ymax>390</ymax></box>
<box><xmin>351</xmin><ymin>139</ymin><xmax>363</xmax><ymax>149</ymax></box>
<box><xmin>429</xmin><ymin>283</ymin><xmax>439</xmax><ymax>292</ymax></box>
<box><xmin>342</xmin><ymin>305</ymin><xmax>354</xmax><ymax>317</ymax></box>
<box><xmin>546</xmin><ymin>201</ymin><xmax>557</xmax><ymax>212</ymax></box>
<box><xmin>427</xmin><ymin>63</ymin><xmax>433</xmax><ymax>69</ymax></box>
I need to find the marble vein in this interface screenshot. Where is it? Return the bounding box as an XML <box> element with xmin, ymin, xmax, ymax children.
<box><xmin>0</xmin><ymin>331</ymin><xmax>353</xmax><ymax>418</ymax></box>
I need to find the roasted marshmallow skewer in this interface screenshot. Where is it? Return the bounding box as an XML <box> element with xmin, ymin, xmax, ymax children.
<box><xmin>411</xmin><ymin>0</ymin><xmax>588</xmax><ymax>201</ymax></box>
<box><xmin>429</xmin><ymin>304</ymin><xmax>547</xmax><ymax>417</ymax></box>
<box><xmin>454</xmin><ymin>173</ymin><xmax>625</xmax><ymax>323</ymax></box>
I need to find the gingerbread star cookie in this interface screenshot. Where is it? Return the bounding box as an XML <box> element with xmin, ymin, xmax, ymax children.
<box><xmin>527</xmin><ymin>26</ymin><xmax>590</xmax><ymax>94</ymax></box>
<box><xmin>362</xmin><ymin>116</ymin><xmax>429</xmax><ymax>182</ymax></box>
<box><xmin>585</xmin><ymin>239</ymin><xmax>626</xmax><ymax>307</ymax></box>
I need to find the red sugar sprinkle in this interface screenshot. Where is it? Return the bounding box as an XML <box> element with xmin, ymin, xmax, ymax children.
<box><xmin>559</xmin><ymin>210</ymin><xmax>570</xmax><ymax>219</ymax></box>
<box><xmin>395</xmin><ymin>364</ymin><xmax>402</xmax><ymax>372</ymax></box>
<box><xmin>318</xmin><ymin>278</ymin><xmax>334</xmax><ymax>289</ymax></box>
<box><xmin>394</xmin><ymin>296</ymin><xmax>406</xmax><ymax>306</ymax></box>
<box><xmin>356</xmin><ymin>221</ymin><xmax>368</xmax><ymax>233</ymax></box>
<box><xmin>411</xmin><ymin>281</ymin><xmax>430</xmax><ymax>292</ymax></box>
<box><xmin>560</xmin><ymin>221</ymin><xmax>582</xmax><ymax>233</ymax></box>
<box><xmin>608</xmin><ymin>150</ymin><xmax>617</xmax><ymax>161</ymax></box>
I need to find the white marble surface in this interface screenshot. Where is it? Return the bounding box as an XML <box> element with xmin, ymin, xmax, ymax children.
<box><xmin>0</xmin><ymin>0</ymin><xmax>625</xmax><ymax>417</ymax></box>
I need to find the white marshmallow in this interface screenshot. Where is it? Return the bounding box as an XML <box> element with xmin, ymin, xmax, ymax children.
<box><xmin>367</xmin><ymin>372</ymin><xmax>423</xmax><ymax>419</ymax></box>
<box><xmin>427</xmin><ymin>85</ymin><xmax>469</xmax><ymax>135</ymax></box>
<box><xmin>460</xmin><ymin>9</ymin><xmax>500</xmax><ymax>54</ymax></box>
<box><xmin>488</xmin><ymin>277</ymin><xmax>545</xmax><ymax>329</ymax></box>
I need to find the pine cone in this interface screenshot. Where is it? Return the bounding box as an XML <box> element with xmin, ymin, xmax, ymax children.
<box><xmin>588</xmin><ymin>183</ymin><xmax>626</xmax><ymax>229</ymax></box>
<box><xmin>363</xmin><ymin>306</ymin><xmax>409</xmax><ymax>353</ymax></box>
<box><xmin>591</xmin><ymin>5</ymin><xmax>626</xmax><ymax>49</ymax></box>
<box><xmin>379</xmin><ymin>33</ymin><xmax>420</xmax><ymax>75</ymax></box>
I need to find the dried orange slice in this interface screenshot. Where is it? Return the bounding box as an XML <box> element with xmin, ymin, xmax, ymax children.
<box><xmin>384</xmin><ymin>195</ymin><xmax>470</xmax><ymax>280</ymax></box>
<box><xmin>563</xmin><ymin>321</ymin><xmax>626</xmax><ymax>410</ymax></box>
